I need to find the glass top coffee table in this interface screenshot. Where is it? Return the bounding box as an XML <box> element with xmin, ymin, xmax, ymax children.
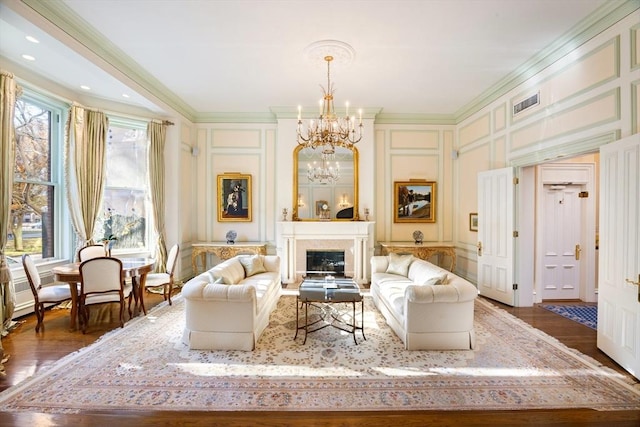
<box><xmin>294</xmin><ymin>277</ymin><xmax>366</xmax><ymax>345</ymax></box>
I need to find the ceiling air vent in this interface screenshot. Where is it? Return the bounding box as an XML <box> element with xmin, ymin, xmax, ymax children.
<box><xmin>513</xmin><ymin>92</ymin><xmax>539</xmax><ymax>116</ymax></box>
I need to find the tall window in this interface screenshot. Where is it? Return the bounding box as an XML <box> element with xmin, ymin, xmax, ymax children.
<box><xmin>92</xmin><ymin>119</ymin><xmax>150</xmax><ymax>253</ymax></box>
<box><xmin>9</xmin><ymin>95</ymin><xmax>62</xmax><ymax>264</ymax></box>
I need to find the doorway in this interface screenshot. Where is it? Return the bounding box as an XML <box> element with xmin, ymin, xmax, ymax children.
<box><xmin>532</xmin><ymin>157</ymin><xmax>598</xmax><ymax>303</ymax></box>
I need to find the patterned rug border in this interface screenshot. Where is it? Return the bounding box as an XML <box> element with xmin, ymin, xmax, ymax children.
<box><xmin>540</xmin><ymin>304</ymin><xmax>597</xmax><ymax>330</ymax></box>
<box><xmin>1</xmin><ymin>294</ymin><xmax>638</xmax><ymax>413</ymax></box>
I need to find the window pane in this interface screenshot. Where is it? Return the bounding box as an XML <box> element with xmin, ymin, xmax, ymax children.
<box><xmin>9</xmin><ymin>99</ymin><xmax>55</xmax><ymax>262</ymax></box>
<box><xmin>94</xmin><ymin>189</ymin><xmax>147</xmax><ymax>250</ymax></box>
<box><xmin>14</xmin><ymin>100</ymin><xmax>51</xmax><ymax>182</ymax></box>
<box><xmin>8</xmin><ymin>183</ymin><xmax>55</xmax><ymax>260</ymax></box>
<box><xmin>93</xmin><ymin>123</ymin><xmax>150</xmax><ymax>252</ymax></box>
<box><xmin>106</xmin><ymin>127</ymin><xmax>147</xmax><ymax>188</ymax></box>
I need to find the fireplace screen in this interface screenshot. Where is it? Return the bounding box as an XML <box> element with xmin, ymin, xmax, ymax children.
<box><xmin>306</xmin><ymin>250</ymin><xmax>345</xmax><ymax>277</ymax></box>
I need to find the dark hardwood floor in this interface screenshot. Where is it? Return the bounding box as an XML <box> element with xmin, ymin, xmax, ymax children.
<box><xmin>0</xmin><ymin>293</ymin><xmax>638</xmax><ymax>427</ymax></box>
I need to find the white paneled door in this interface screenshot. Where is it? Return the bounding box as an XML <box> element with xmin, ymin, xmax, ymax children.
<box><xmin>598</xmin><ymin>135</ymin><xmax>640</xmax><ymax>380</ymax></box>
<box><xmin>541</xmin><ymin>184</ymin><xmax>583</xmax><ymax>300</ymax></box>
<box><xmin>477</xmin><ymin>167</ymin><xmax>515</xmax><ymax>306</ymax></box>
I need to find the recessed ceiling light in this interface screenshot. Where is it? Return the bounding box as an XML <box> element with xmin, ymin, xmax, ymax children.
<box><xmin>25</xmin><ymin>35</ymin><xmax>40</xmax><ymax>43</ymax></box>
<box><xmin>122</xmin><ymin>93</ymin><xmax>130</xmax><ymax>98</ymax></box>
<box><xmin>80</xmin><ymin>85</ymin><xmax>91</xmax><ymax>90</ymax></box>
<box><xmin>21</xmin><ymin>54</ymin><xmax>35</xmax><ymax>61</ymax></box>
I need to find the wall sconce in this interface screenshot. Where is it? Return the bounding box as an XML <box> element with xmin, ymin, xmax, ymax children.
<box><xmin>298</xmin><ymin>194</ymin><xmax>305</xmax><ymax>207</ymax></box>
<box><xmin>338</xmin><ymin>193</ymin><xmax>349</xmax><ymax>208</ymax></box>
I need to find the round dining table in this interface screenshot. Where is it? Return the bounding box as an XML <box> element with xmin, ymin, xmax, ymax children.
<box><xmin>52</xmin><ymin>257</ymin><xmax>155</xmax><ymax>331</ymax></box>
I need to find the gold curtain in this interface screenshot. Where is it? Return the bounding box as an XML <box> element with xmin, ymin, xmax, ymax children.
<box><xmin>0</xmin><ymin>71</ymin><xmax>19</xmax><ymax>372</ymax></box>
<box><xmin>64</xmin><ymin>105</ymin><xmax>108</xmax><ymax>256</ymax></box>
<box><xmin>148</xmin><ymin>121</ymin><xmax>167</xmax><ymax>272</ymax></box>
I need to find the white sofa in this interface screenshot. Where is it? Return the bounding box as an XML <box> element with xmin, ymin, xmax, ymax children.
<box><xmin>181</xmin><ymin>254</ymin><xmax>281</xmax><ymax>350</ymax></box>
<box><xmin>370</xmin><ymin>254</ymin><xmax>478</xmax><ymax>350</ymax></box>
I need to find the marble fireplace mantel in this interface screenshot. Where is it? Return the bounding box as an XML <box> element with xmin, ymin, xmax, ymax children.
<box><xmin>277</xmin><ymin>221</ymin><xmax>375</xmax><ymax>285</ymax></box>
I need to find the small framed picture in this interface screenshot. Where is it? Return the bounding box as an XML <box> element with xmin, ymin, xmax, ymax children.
<box><xmin>469</xmin><ymin>213</ymin><xmax>478</xmax><ymax>232</ymax></box>
<box><xmin>217</xmin><ymin>173</ymin><xmax>252</xmax><ymax>222</ymax></box>
<box><xmin>393</xmin><ymin>181</ymin><xmax>436</xmax><ymax>223</ymax></box>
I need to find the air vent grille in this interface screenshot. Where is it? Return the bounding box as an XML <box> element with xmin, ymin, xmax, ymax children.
<box><xmin>513</xmin><ymin>92</ymin><xmax>539</xmax><ymax>115</ymax></box>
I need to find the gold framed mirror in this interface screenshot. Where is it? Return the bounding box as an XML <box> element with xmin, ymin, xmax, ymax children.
<box><xmin>292</xmin><ymin>143</ymin><xmax>359</xmax><ymax>221</ymax></box>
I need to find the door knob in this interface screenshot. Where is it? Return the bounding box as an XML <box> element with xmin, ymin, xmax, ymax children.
<box><xmin>626</xmin><ymin>275</ymin><xmax>640</xmax><ymax>302</ymax></box>
<box><xmin>477</xmin><ymin>241</ymin><xmax>482</xmax><ymax>256</ymax></box>
<box><xmin>575</xmin><ymin>244</ymin><xmax>581</xmax><ymax>261</ymax></box>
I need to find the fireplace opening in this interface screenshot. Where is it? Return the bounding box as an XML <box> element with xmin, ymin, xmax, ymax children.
<box><xmin>306</xmin><ymin>250</ymin><xmax>345</xmax><ymax>278</ymax></box>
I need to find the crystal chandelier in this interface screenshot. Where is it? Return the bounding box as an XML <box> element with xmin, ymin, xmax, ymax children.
<box><xmin>297</xmin><ymin>55</ymin><xmax>363</xmax><ymax>151</ymax></box>
<box><xmin>307</xmin><ymin>149</ymin><xmax>340</xmax><ymax>184</ymax></box>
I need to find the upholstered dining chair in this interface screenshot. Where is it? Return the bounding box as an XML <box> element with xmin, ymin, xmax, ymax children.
<box><xmin>78</xmin><ymin>257</ymin><xmax>132</xmax><ymax>333</ymax></box>
<box><xmin>78</xmin><ymin>244</ymin><xmax>106</xmax><ymax>261</ymax></box>
<box><xmin>145</xmin><ymin>244</ymin><xmax>180</xmax><ymax>305</ymax></box>
<box><xmin>22</xmin><ymin>254</ymin><xmax>74</xmax><ymax>333</ymax></box>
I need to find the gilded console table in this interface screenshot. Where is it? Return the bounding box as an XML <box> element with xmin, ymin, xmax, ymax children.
<box><xmin>378</xmin><ymin>242</ymin><xmax>456</xmax><ymax>272</ymax></box>
<box><xmin>191</xmin><ymin>242</ymin><xmax>267</xmax><ymax>274</ymax></box>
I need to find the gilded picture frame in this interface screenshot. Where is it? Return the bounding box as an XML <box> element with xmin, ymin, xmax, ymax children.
<box><xmin>393</xmin><ymin>181</ymin><xmax>436</xmax><ymax>223</ymax></box>
<box><xmin>217</xmin><ymin>173</ymin><xmax>252</xmax><ymax>222</ymax></box>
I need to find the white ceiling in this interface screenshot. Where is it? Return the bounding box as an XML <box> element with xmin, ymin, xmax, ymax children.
<box><xmin>0</xmin><ymin>0</ymin><xmax>615</xmax><ymax>121</ymax></box>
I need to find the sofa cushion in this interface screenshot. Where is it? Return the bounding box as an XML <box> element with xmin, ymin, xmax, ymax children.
<box><xmin>377</xmin><ymin>280</ymin><xmax>407</xmax><ymax>316</ymax></box>
<box><xmin>212</xmin><ymin>258</ymin><xmax>246</xmax><ymax>284</ymax></box>
<box><xmin>385</xmin><ymin>253</ymin><xmax>414</xmax><ymax>276</ymax></box>
<box><xmin>239</xmin><ymin>255</ymin><xmax>267</xmax><ymax>277</ymax></box>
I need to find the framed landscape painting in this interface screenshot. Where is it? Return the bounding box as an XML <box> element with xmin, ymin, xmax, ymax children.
<box><xmin>393</xmin><ymin>181</ymin><xmax>436</xmax><ymax>223</ymax></box>
<box><xmin>217</xmin><ymin>173</ymin><xmax>252</xmax><ymax>222</ymax></box>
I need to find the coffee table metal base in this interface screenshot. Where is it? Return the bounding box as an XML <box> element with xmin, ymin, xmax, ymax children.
<box><xmin>293</xmin><ymin>281</ymin><xmax>367</xmax><ymax>345</ymax></box>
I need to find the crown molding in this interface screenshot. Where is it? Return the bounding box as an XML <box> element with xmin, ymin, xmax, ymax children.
<box><xmin>193</xmin><ymin>112</ymin><xmax>278</xmax><ymax>124</ymax></box>
<box><xmin>454</xmin><ymin>0</ymin><xmax>639</xmax><ymax>123</ymax></box>
<box><xmin>374</xmin><ymin>113</ymin><xmax>456</xmax><ymax>126</ymax></box>
<box><xmin>19</xmin><ymin>0</ymin><xmax>197</xmax><ymax>121</ymax></box>
<box><xmin>17</xmin><ymin>0</ymin><xmax>639</xmax><ymax>126</ymax></box>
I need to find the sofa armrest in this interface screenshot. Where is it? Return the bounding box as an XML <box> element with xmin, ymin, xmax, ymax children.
<box><xmin>183</xmin><ymin>279</ymin><xmax>256</xmax><ymax>302</ymax></box>
<box><xmin>370</xmin><ymin>256</ymin><xmax>390</xmax><ymax>274</ymax></box>
<box><xmin>405</xmin><ymin>280</ymin><xmax>477</xmax><ymax>304</ymax></box>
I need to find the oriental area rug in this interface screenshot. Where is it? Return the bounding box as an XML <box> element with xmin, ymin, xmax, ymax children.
<box><xmin>0</xmin><ymin>294</ymin><xmax>638</xmax><ymax>414</ymax></box>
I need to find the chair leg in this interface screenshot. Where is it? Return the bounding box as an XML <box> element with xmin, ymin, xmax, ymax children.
<box><xmin>127</xmin><ymin>295</ymin><xmax>133</xmax><ymax>318</ymax></box>
<box><xmin>80</xmin><ymin>305</ymin><xmax>89</xmax><ymax>334</ymax></box>
<box><xmin>35</xmin><ymin>303</ymin><xmax>44</xmax><ymax>333</ymax></box>
<box><xmin>166</xmin><ymin>282</ymin><xmax>173</xmax><ymax>305</ymax></box>
<box><xmin>119</xmin><ymin>299</ymin><xmax>125</xmax><ymax>328</ymax></box>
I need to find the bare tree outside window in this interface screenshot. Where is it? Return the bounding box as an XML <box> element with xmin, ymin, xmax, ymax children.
<box><xmin>9</xmin><ymin>99</ymin><xmax>55</xmax><ymax>261</ymax></box>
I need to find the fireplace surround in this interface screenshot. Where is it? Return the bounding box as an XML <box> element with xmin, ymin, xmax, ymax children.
<box><xmin>277</xmin><ymin>221</ymin><xmax>374</xmax><ymax>285</ymax></box>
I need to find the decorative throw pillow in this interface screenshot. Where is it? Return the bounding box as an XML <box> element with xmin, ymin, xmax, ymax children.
<box><xmin>239</xmin><ymin>255</ymin><xmax>267</xmax><ymax>277</ymax></box>
<box><xmin>423</xmin><ymin>272</ymin><xmax>449</xmax><ymax>286</ymax></box>
<box><xmin>385</xmin><ymin>253</ymin><xmax>414</xmax><ymax>276</ymax></box>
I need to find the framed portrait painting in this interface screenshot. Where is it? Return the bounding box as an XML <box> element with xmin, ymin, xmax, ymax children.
<box><xmin>393</xmin><ymin>181</ymin><xmax>436</xmax><ymax>223</ymax></box>
<box><xmin>217</xmin><ymin>173</ymin><xmax>252</xmax><ymax>222</ymax></box>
